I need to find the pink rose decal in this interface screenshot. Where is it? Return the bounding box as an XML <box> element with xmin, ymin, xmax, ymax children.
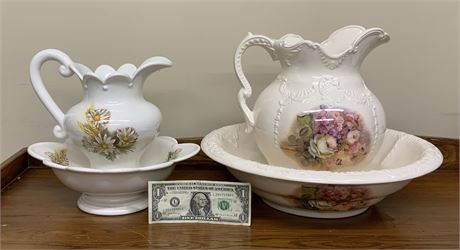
<box><xmin>282</xmin><ymin>105</ymin><xmax>371</xmax><ymax>169</ymax></box>
<box><xmin>301</xmin><ymin>185</ymin><xmax>370</xmax><ymax>211</ymax></box>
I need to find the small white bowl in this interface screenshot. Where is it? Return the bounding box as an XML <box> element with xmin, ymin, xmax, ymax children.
<box><xmin>201</xmin><ymin>123</ymin><xmax>443</xmax><ymax>219</ymax></box>
<box><xmin>28</xmin><ymin>136</ymin><xmax>200</xmax><ymax>216</ymax></box>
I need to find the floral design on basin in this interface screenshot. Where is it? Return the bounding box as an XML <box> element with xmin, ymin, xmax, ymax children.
<box><xmin>281</xmin><ymin>105</ymin><xmax>370</xmax><ymax>169</ymax></box>
<box><xmin>46</xmin><ymin>148</ymin><xmax>69</xmax><ymax>166</ymax></box>
<box><xmin>167</xmin><ymin>148</ymin><xmax>182</xmax><ymax>161</ymax></box>
<box><xmin>301</xmin><ymin>185</ymin><xmax>370</xmax><ymax>211</ymax></box>
<box><xmin>78</xmin><ymin>105</ymin><xmax>139</xmax><ymax>161</ymax></box>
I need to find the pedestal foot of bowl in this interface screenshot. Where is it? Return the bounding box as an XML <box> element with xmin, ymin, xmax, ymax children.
<box><xmin>77</xmin><ymin>192</ymin><xmax>147</xmax><ymax>216</ymax></box>
<box><xmin>262</xmin><ymin>199</ymin><xmax>369</xmax><ymax>219</ymax></box>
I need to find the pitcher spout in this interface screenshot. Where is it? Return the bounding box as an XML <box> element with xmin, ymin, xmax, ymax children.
<box><xmin>133</xmin><ymin>56</ymin><xmax>172</xmax><ymax>82</ymax></box>
<box><xmin>347</xmin><ymin>26</ymin><xmax>390</xmax><ymax>68</ymax></box>
<box><xmin>313</xmin><ymin>25</ymin><xmax>390</xmax><ymax>69</ymax></box>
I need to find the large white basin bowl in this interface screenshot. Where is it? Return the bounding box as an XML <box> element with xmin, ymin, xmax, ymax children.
<box><xmin>201</xmin><ymin>124</ymin><xmax>443</xmax><ymax>218</ymax></box>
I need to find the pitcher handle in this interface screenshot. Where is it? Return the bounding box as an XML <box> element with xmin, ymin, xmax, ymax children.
<box><xmin>234</xmin><ymin>33</ymin><xmax>277</xmax><ymax>132</ymax></box>
<box><xmin>30</xmin><ymin>49</ymin><xmax>76</xmax><ymax>138</ymax></box>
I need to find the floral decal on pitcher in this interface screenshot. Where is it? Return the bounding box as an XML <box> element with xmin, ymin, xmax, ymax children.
<box><xmin>301</xmin><ymin>185</ymin><xmax>370</xmax><ymax>211</ymax></box>
<box><xmin>78</xmin><ymin>105</ymin><xmax>139</xmax><ymax>161</ymax></box>
<box><xmin>281</xmin><ymin>105</ymin><xmax>370</xmax><ymax>169</ymax></box>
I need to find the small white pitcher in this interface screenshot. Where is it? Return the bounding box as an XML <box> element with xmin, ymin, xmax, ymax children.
<box><xmin>30</xmin><ymin>49</ymin><xmax>172</xmax><ymax>169</ymax></box>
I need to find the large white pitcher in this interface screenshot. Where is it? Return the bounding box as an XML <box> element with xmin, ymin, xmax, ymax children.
<box><xmin>234</xmin><ymin>25</ymin><xmax>389</xmax><ymax>170</ymax></box>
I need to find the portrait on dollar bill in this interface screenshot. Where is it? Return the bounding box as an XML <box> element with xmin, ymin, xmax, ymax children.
<box><xmin>187</xmin><ymin>192</ymin><xmax>214</xmax><ymax>217</ymax></box>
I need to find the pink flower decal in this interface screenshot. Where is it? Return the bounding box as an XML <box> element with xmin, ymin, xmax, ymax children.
<box><xmin>281</xmin><ymin>105</ymin><xmax>370</xmax><ymax>169</ymax></box>
<box><xmin>301</xmin><ymin>185</ymin><xmax>370</xmax><ymax>211</ymax></box>
<box><xmin>346</xmin><ymin>130</ymin><xmax>360</xmax><ymax>144</ymax></box>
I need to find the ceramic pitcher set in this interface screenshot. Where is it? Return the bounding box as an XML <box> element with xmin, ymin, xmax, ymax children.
<box><xmin>30</xmin><ymin>25</ymin><xmax>389</xmax><ymax>171</ymax></box>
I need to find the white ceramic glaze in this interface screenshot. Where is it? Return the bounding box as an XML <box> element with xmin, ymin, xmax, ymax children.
<box><xmin>234</xmin><ymin>25</ymin><xmax>390</xmax><ymax>170</ymax></box>
<box><xmin>28</xmin><ymin>137</ymin><xmax>200</xmax><ymax>216</ymax></box>
<box><xmin>201</xmin><ymin>123</ymin><xmax>443</xmax><ymax>218</ymax></box>
<box><xmin>30</xmin><ymin>49</ymin><xmax>172</xmax><ymax>169</ymax></box>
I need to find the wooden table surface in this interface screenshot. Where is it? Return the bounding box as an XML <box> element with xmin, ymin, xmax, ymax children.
<box><xmin>1</xmin><ymin>138</ymin><xmax>459</xmax><ymax>249</ymax></box>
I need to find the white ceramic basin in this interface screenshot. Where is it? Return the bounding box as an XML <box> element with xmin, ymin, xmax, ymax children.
<box><xmin>201</xmin><ymin>123</ymin><xmax>443</xmax><ymax>219</ymax></box>
<box><xmin>28</xmin><ymin>136</ymin><xmax>200</xmax><ymax>216</ymax></box>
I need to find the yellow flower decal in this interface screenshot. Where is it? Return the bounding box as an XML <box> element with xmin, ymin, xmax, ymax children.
<box><xmin>78</xmin><ymin>105</ymin><xmax>138</xmax><ymax>161</ymax></box>
<box><xmin>167</xmin><ymin>148</ymin><xmax>182</xmax><ymax>161</ymax></box>
<box><xmin>116</xmin><ymin>127</ymin><xmax>138</xmax><ymax>149</ymax></box>
<box><xmin>85</xmin><ymin>105</ymin><xmax>110</xmax><ymax>128</ymax></box>
<box><xmin>46</xmin><ymin>148</ymin><xmax>69</xmax><ymax>166</ymax></box>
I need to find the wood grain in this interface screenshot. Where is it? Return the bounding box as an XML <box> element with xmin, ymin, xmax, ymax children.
<box><xmin>1</xmin><ymin>148</ymin><xmax>29</xmax><ymax>191</ymax></box>
<box><xmin>1</xmin><ymin>136</ymin><xmax>458</xmax><ymax>249</ymax></box>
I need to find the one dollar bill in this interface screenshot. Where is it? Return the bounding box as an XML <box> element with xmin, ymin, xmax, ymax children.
<box><xmin>148</xmin><ymin>180</ymin><xmax>251</xmax><ymax>226</ymax></box>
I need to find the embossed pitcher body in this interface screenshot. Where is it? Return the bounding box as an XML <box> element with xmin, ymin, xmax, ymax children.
<box><xmin>30</xmin><ymin>49</ymin><xmax>172</xmax><ymax>169</ymax></box>
<box><xmin>234</xmin><ymin>25</ymin><xmax>389</xmax><ymax>170</ymax></box>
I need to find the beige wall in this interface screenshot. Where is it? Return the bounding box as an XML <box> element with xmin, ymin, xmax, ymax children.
<box><xmin>1</xmin><ymin>0</ymin><xmax>459</xmax><ymax>162</ymax></box>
